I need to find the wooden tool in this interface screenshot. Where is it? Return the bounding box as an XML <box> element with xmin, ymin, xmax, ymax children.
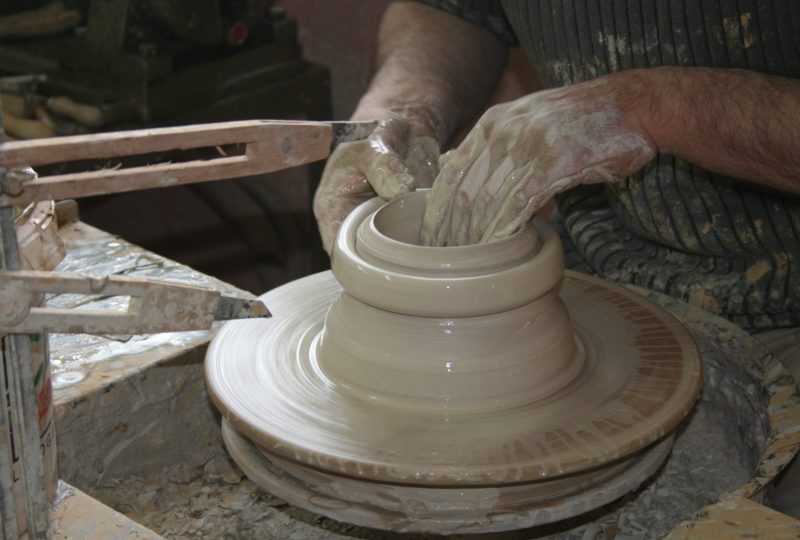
<box><xmin>0</xmin><ymin>119</ymin><xmax>377</xmax><ymax>333</ymax></box>
<box><xmin>0</xmin><ymin>117</ymin><xmax>376</xmax><ymax>538</ymax></box>
<box><xmin>0</xmin><ymin>119</ymin><xmax>377</xmax><ymax>206</ymax></box>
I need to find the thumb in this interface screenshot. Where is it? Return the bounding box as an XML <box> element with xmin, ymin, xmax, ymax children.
<box><xmin>367</xmin><ymin>151</ymin><xmax>417</xmax><ymax>200</ymax></box>
<box><xmin>405</xmin><ymin>136</ymin><xmax>440</xmax><ymax>188</ymax></box>
<box><xmin>360</xmin><ymin>118</ymin><xmax>419</xmax><ymax>200</ymax></box>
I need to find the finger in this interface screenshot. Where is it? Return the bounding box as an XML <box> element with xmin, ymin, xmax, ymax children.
<box><xmin>480</xmin><ymin>188</ymin><xmax>539</xmax><ymax>244</ymax></box>
<box><xmin>314</xmin><ymin>167</ymin><xmax>374</xmax><ymax>253</ymax></box>
<box><xmin>370</xmin><ymin>118</ymin><xmax>410</xmax><ymax>154</ymax></box>
<box><xmin>365</xmin><ymin>123</ymin><xmax>417</xmax><ymax>200</ymax></box>
<box><xmin>314</xmin><ymin>142</ymin><xmax>376</xmax><ymax>253</ymax></box>
<box><xmin>480</xmin><ymin>164</ymin><xmax>605</xmax><ymax>243</ymax></box>
<box><xmin>469</xmin><ymin>159</ymin><xmax>537</xmax><ymax>244</ymax></box>
<box><xmin>437</xmin><ymin>149</ymin><xmax>455</xmax><ymax>170</ymax></box>
<box><xmin>420</xmin><ymin>127</ymin><xmax>488</xmax><ymax>245</ymax></box>
<box><xmin>405</xmin><ymin>136</ymin><xmax>440</xmax><ymax>188</ymax></box>
<box><xmin>420</xmin><ymin>154</ymin><xmax>468</xmax><ymax>246</ymax></box>
<box><xmin>475</xmin><ymin>139</ymin><xmax>641</xmax><ymax>244</ymax></box>
<box><xmin>447</xmin><ymin>147</ymin><xmax>493</xmax><ymax>246</ymax></box>
<box><xmin>455</xmin><ymin>151</ymin><xmax>515</xmax><ymax>245</ymax></box>
<box><xmin>368</xmin><ymin>151</ymin><xmax>417</xmax><ymax>200</ymax></box>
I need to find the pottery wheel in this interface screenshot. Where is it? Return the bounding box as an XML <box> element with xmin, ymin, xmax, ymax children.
<box><xmin>221</xmin><ymin>416</ymin><xmax>674</xmax><ymax>534</ymax></box>
<box><xmin>207</xmin><ymin>269</ymin><xmax>701</xmax><ymax>532</ymax></box>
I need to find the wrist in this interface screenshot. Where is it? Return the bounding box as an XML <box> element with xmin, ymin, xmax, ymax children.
<box><xmin>608</xmin><ymin>67</ymin><xmax>697</xmax><ymax>155</ymax></box>
<box><xmin>600</xmin><ymin>69</ymin><xmax>665</xmax><ymax>152</ymax></box>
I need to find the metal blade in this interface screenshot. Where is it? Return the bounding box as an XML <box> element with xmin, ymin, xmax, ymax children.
<box><xmin>214</xmin><ymin>295</ymin><xmax>271</xmax><ymax>321</ymax></box>
<box><xmin>329</xmin><ymin>120</ymin><xmax>379</xmax><ymax>150</ymax></box>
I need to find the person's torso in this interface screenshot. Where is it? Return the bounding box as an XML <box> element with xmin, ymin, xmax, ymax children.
<box><xmin>500</xmin><ymin>0</ymin><xmax>800</xmax><ymax>329</ymax></box>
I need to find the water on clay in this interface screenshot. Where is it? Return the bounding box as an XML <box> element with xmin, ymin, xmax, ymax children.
<box><xmin>87</xmin><ymin>330</ymin><xmax>764</xmax><ymax>539</ymax></box>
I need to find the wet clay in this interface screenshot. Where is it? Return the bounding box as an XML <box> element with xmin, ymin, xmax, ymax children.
<box><xmin>206</xmin><ymin>191</ymin><xmax>702</xmax><ymax>533</ymax></box>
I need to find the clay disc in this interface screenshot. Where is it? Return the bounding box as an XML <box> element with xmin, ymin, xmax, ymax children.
<box><xmin>206</xmin><ymin>270</ymin><xmax>701</xmax><ymax>486</ymax></box>
<box><xmin>221</xmin><ymin>418</ymin><xmax>674</xmax><ymax>534</ymax></box>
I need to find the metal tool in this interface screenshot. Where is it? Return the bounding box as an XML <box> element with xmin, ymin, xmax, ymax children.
<box><xmin>0</xmin><ymin>270</ymin><xmax>270</xmax><ymax>335</ymax></box>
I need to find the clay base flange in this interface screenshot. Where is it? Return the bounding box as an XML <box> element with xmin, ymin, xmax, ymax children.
<box><xmin>222</xmin><ymin>418</ymin><xmax>674</xmax><ymax>535</ymax></box>
<box><xmin>207</xmin><ymin>268</ymin><xmax>701</xmax><ymax>532</ymax></box>
<box><xmin>207</xmin><ymin>270</ymin><xmax>700</xmax><ymax>486</ymax></box>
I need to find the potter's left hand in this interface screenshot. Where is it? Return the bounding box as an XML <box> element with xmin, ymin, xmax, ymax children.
<box><xmin>314</xmin><ymin>117</ymin><xmax>440</xmax><ymax>254</ymax></box>
<box><xmin>420</xmin><ymin>76</ymin><xmax>656</xmax><ymax>246</ymax></box>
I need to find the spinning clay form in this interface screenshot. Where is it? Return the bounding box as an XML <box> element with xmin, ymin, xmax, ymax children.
<box><xmin>206</xmin><ymin>191</ymin><xmax>702</xmax><ymax>534</ymax></box>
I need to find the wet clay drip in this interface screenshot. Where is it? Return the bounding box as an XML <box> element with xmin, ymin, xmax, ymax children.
<box><xmin>206</xmin><ymin>191</ymin><xmax>702</xmax><ymax>533</ymax></box>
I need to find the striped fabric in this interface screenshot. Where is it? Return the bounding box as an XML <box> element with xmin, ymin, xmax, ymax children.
<box><xmin>418</xmin><ymin>0</ymin><xmax>800</xmax><ymax>329</ymax></box>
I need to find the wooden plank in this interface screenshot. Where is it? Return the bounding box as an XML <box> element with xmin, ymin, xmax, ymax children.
<box><xmin>49</xmin><ymin>481</ymin><xmax>163</xmax><ymax>539</ymax></box>
<box><xmin>0</xmin><ymin>135</ymin><xmax>49</xmax><ymax>536</ymax></box>
<box><xmin>666</xmin><ymin>495</ymin><xmax>800</xmax><ymax>539</ymax></box>
<box><xmin>0</xmin><ymin>120</ymin><xmax>332</xmax><ymax>167</ymax></box>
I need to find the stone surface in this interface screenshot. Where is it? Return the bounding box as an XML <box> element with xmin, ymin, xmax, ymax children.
<box><xmin>48</xmin><ymin>481</ymin><xmax>162</xmax><ymax>540</ymax></box>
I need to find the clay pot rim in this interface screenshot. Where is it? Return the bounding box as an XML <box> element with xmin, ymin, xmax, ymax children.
<box><xmin>331</xmin><ymin>193</ymin><xmax>565</xmax><ymax>317</ymax></box>
<box><xmin>357</xmin><ymin>190</ymin><xmax>539</xmax><ymax>272</ymax></box>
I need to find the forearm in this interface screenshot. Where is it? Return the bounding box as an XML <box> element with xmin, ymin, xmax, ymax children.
<box><xmin>352</xmin><ymin>1</ymin><xmax>507</xmax><ymax>145</ymax></box>
<box><xmin>624</xmin><ymin>67</ymin><xmax>800</xmax><ymax>194</ymax></box>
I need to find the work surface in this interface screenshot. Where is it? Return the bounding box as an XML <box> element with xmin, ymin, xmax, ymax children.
<box><xmin>46</xmin><ymin>222</ymin><xmax>800</xmax><ymax>539</ymax></box>
<box><xmin>48</xmin><ymin>220</ymin><xmax>247</xmax><ymax>404</ymax></box>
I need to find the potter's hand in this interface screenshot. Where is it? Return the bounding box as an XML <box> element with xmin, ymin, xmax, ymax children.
<box><xmin>421</xmin><ymin>77</ymin><xmax>656</xmax><ymax>246</ymax></box>
<box><xmin>313</xmin><ymin>118</ymin><xmax>440</xmax><ymax>254</ymax></box>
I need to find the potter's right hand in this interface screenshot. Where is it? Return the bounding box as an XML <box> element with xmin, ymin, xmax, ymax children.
<box><xmin>420</xmin><ymin>76</ymin><xmax>656</xmax><ymax>247</ymax></box>
<box><xmin>313</xmin><ymin>118</ymin><xmax>440</xmax><ymax>254</ymax></box>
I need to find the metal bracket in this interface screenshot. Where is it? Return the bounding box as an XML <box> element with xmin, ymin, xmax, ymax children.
<box><xmin>0</xmin><ymin>166</ymin><xmax>35</xmax><ymax>197</ymax></box>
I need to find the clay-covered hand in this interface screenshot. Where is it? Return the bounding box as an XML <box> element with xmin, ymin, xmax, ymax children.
<box><xmin>420</xmin><ymin>77</ymin><xmax>656</xmax><ymax>246</ymax></box>
<box><xmin>313</xmin><ymin>118</ymin><xmax>440</xmax><ymax>253</ymax></box>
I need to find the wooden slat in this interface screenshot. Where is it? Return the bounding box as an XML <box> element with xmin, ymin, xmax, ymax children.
<box><xmin>666</xmin><ymin>495</ymin><xmax>800</xmax><ymax>539</ymax></box>
<box><xmin>0</xmin><ymin>120</ymin><xmax>332</xmax><ymax>167</ymax></box>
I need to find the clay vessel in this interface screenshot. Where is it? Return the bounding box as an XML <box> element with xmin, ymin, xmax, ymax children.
<box><xmin>322</xmin><ymin>190</ymin><xmax>583</xmax><ymax>413</ymax></box>
<box><xmin>206</xmin><ymin>190</ymin><xmax>701</xmax><ymax>533</ymax></box>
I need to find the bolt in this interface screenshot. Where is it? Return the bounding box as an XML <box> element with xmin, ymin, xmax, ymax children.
<box><xmin>0</xmin><ymin>166</ymin><xmax>36</xmax><ymax>197</ymax></box>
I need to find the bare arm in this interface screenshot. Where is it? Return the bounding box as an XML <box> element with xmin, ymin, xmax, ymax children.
<box><xmin>314</xmin><ymin>2</ymin><xmax>507</xmax><ymax>252</ymax></box>
<box><xmin>353</xmin><ymin>1</ymin><xmax>507</xmax><ymax>144</ymax></box>
<box><xmin>629</xmin><ymin>67</ymin><xmax>800</xmax><ymax>195</ymax></box>
<box><xmin>423</xmin><ymin>66</ymin><xmax>800</xmax><ymax>245</ymax></box>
